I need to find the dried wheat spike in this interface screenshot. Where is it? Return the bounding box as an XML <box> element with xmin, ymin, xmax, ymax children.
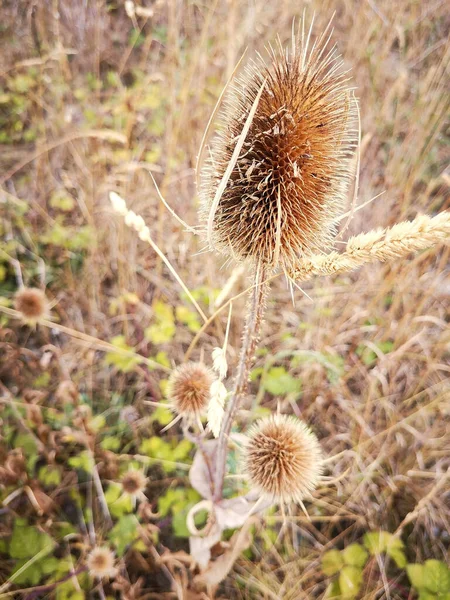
<box><xmin>200</xmin><ymin>24</ymin><xmax>356</xmax><ymax>270</ymax></box>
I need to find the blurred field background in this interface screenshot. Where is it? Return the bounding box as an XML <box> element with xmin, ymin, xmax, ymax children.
<box><xmin>0</xmin><ymin>0</ymin><xmax>449</xmax><ymax>598</ymax></box>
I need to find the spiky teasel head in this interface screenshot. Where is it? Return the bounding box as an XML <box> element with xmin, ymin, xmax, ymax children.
<box><xmin>86</xmin><ymin>546</ymin><xmax>117</xmax><ymax>579</ymax></box>
<box><xmin>120</xmin><ymin>469</ymin><xmax>148</xmax><ymax>502</ymax></box>
<box><xmin>14</xmin><ymin>287</ymin><xmax>48</xmax><ymax>324</ymax></box>
<box><xmin>167</xmin><ymin>362</ymin><xmax>214</xmax><ymax>421</ymax></box>
<box><xmin>243</xmin><ymin>414</ymin><xmax>323</xmax><ymax>505</ymax></box>
<box><xmin>200</xmin><ymin>23</ymin><xmax>356</xmax><ymax>271</ymax></box>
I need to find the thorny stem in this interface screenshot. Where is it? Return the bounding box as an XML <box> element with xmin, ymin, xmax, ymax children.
<box><xmin>213</xmin><ymin>262</ymin><xmax>269</xmax><ymax>501</ymax></box>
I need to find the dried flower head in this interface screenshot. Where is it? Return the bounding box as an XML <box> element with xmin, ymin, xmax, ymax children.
<box><xmin>86</xmin><ymin>546</ymin><xmax>117</xmax><ymax>579</ymax></box>
<box><xmin>14</xmin><ymin>287</ymin><xmax>48</xmax><ymax>323</ymax></box>
<box><xmin>120</xmin><ymin>469</ymin><xmax>148</xmax><ymax>501</ymax></box>
<box><xmin>167</xmin><ymin>362</ymin><xmax>213</xmax><ymax>419</ymax></box>
<box><xmin>243</xmin><ymin>414</ymin><xmax>323</xmax><ymax>505</ymax></box>
<box><xmin>200</xmin><ymin>24</ymin><xmax>356</xmax><ymax>270</ymax></box>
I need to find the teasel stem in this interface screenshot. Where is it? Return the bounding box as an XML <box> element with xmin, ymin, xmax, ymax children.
<box><xmin>213</xmin><ymin>261</ymin><xmax>269</xmax><ymax>501</ymax></box>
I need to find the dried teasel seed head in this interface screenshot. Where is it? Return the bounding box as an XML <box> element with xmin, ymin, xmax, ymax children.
<box><xmin>243</xmin><ymin>414</ymin><xmax>323</xmax><ymax>505</ymax></box>
<box><xmin>167</xmin><ymin>362</ymin><xmax>214</xmax><ymax>418</ymax></box>
<box><xmin>120</xmin><ymin>469</ymin><xmax>148</xmax><ymax>501</ymax></box>
<box><xmin>200</xmin><ymin>24</ymin><xmax>356</xmax><ymax>270</ymax></box>
<box><xmin>14</xmin><ymin>287</ymin><xmax>48</xmax><ymax>323</ymax></box>
<box><xmin>86</xmin><ymin>546</ymin><xmax>117</xmax><ymax>579</ymax></box>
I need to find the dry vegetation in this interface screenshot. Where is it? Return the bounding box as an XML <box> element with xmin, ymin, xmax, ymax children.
<box><xmin>0</xmin><ymin>1</ymin><xmax>449</xmax><ymax>599</ymax></box>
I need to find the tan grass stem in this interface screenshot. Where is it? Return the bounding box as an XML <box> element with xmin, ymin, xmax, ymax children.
<box><xmin>292</xmin><ymin>212</ymin><xmax>450</xmax><ymax>282</ymax></box>
<box><xmin>213</xmin><ymin>262</ymin><xmax>269</xmax><ymax>501</ymax></box>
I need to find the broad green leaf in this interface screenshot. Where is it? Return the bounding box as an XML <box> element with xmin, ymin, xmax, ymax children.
<box><xmin>325</xmin><ymin>580</ymin><xmax>342</xmax><ymax>598</ymax></box>
<box><xmin>68</xmin><ymin>451</ymin><xmax>94</xmax><ymax>474</ymax></box>
<box><xmin>172</xmin><ymin>439</ymin><xmax>193</xmax><ymax>461</ymax></box>
<box><xmin>424</xmin><ymin>560</ymin><xmax>450</xmax><ymax>594</ymax></box>
<box><xmin>151</xmin><ymin>406</ymin><xmax>173</xmax><ymax>426</ymax></box>
<box><xmin>363</xmin><ymin>531</ymin><xmax>391</xmax><ymax>555</ymax></box>
<box><xmin>108</xmin><ymin>515</ymin><xmax>139</xmax><ymax>556</ymax></box>
<box><xmin>10</xmin><ymin>519</ymin><xmax>54</xmax><ymax>559</ymax></box>
<box><xmin>339</xmin><ymin>565</ymin><xmax>363</xmax><ymax>598</ymax></box>
<box><xmin>343</xmin><ymin>544</ymin><xmax>368</xmax><ymax>568</ymax></box>
<box><xmin>407</xmin><ymin>564</ymin><xmax>426</xmax><ymax>589</ymax></box>
<box><xmin>262</xmin><ymin>367</ymin><xmax>301</xmax><ymax>396</ymax></box>
<box><xmin>38</xmin><ymin>465</ymin><xmax>61</xmax><ymax>487</ymax></box>
<box><xmin>322</xmin><ymin>549</ymin><xmax>344</xmax><ymax>576</ymax></box>
<box><xmin>104</xmin><ymin>336</ymin><xmax>142</xmax><ymax>373</ymax></box>
<box><xmin>387</xmin><ymin>546</ymin><xmax>407</xmax><ymax>568</ymax></box>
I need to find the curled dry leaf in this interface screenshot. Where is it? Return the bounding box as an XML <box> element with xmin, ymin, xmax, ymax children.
<box><xmin>188</xmin><ymin>441</ymin><xmax>272</xmax><ymax>569</ymax></box>
<box><xmin>193</xmin><ymin>518</ymin><xmax>256</xmax><ymax>589</ymax></box>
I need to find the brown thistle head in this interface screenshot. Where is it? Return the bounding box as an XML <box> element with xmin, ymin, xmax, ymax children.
<box><xmin>243</xmin><ymin>414</ymin><xmax>323</xmax><ymax>505</ymax></box>
<box><xmin>200</xmin><ymin>24</ymin><xmax>356</xmax><ymax>270</ymax></box>
<box><xmin>167</xmin><ymin>362</ymin><xmax>214</xmax><ymax>418</ymax></box>
<box><xmin>14</xmin><ymin>287</ymin><xmax>48</xmax><ymax>323</ymax></box>
<box><xmin>120</xmin><ymin>469</ymin><xmax>148</xmax><ymax>501</ymax></box>
<box><xmin>86</xmin><ymin>546</ymin><xmax>117</xmax><ymax>579</ymax></box>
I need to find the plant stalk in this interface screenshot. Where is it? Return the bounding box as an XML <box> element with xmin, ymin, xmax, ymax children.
<box><xmin>213</xmin><ymin>262</ymin><xmax>269</xmax><ymax>501</ymax></box>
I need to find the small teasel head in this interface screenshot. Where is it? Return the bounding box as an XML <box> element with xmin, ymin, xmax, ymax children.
<box><xmin>243</xmin><ymin>414</ymin><xmax>323</xmax><ymax>506</ymax></box>
<box><xmin>167</xmin><ymin>362</ymin><xmax>214</xmax><ymax>422</ymax></box>
<box><xmin>200</xmin><ymin>21</ymin><xmax>356</xmax><ymax>271</ymax></box>
<box><xmin>14</xmin><ymin>287</ymin><xmax>48</xmax><ymax>324</ymax></box>
<box><xmin>86</xmin><ymin>546</ymin><xmax>117</xmax><ymax>579</ymax></box>
<box><xmin>120</xmin><ymin>469</ymin><xmax>148</xmax><ymax>502</ymax></box>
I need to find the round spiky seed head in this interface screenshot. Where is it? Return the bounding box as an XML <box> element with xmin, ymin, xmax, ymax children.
<box><xmin>14</xmin><ymin>287</ymin><xmax>48</xmax><ymax>323</ymax></box>
<box><xmin>200</xmin><ymin>25</ymin><xmax>356</xmax><ymax>270</ymax></box>
<box><xmin>243</xmin><ymin>414</ymin><xmax>323</xmax><ymax>505</ymax></box>
<box><xmin>120</xmin><ymin>469</ymin><xmax>148</xmax><ymax>501</ymax></box>
<box><xmin>167</xmin><ymin>362</ymin><xmax>214</xmax><ymax>418</ymax></box>
<box><xmin>86</xmin><ymin>546</ymin><xmax>117</xmax><ymax>579</ymax></box>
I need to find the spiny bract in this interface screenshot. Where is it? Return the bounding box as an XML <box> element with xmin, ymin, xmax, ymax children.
<box><xmin>201</xmin><ymin>25</ymin><xmax>356</xmax><ymax>270</ymax></box>
<box><xmin>243</xmin><ymin>413</ymin><xmax>323</xmax><ymax>505</ymax></box>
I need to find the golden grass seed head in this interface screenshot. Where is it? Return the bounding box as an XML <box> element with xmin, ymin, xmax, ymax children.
<box><xmin>167</xmin><ymin>362</ymin><xmax>214</xmax><ymax>417</ymax></box>
<box><xmin>14</xmin><ymin>287</ymin><xmax>48</xmax><ymax>322</ymax></box>
<box><xmin>243</xmin><ymin>414</ymin><xmax>323</xmax><ymax>505</ymax></box>
<box><xmin>200</xmin><ymin>31</ymin><xmax>356</xmax><ymax>270</ymax></box>
<box><xmin>86</xmin><ymin>546</ymin><xmax>117</xmax><ymax>579</ymax></box>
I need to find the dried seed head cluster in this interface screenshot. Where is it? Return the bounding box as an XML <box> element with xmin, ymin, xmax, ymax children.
<box><xmin>167</xmin><ymin>362</ymin><xmax>214</xmax><ymax>419</ymax></box>
<box><xmin>120</xmin><ymin>469</ymin><xmax>148</xmax><ymax>501</ymax></box>
<box><xmin>243</xmin><ymin>414</ymin><xmax>323</xmax><ymax>505</ymax></box>
<box><xmin>86</xmin><ymin>546</ymin><xmax>117</xmax><ymax>579</ymax></box>
<box><xmin>200</xmin><ymin>26</ymin><xmax>356</xmax><ymax>270</ymax></box>
<box><xmin>14</xmin><ymin>287</ymin><xmax>48</xmax><ymax>323</ymax></box>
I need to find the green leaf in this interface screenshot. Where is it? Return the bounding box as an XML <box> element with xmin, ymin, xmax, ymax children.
<box><xmin>424</xmin><ymin>560</ymin><xmax>450</xmax><ymax>594</ymax></box>
<box><xmin>151</xmin><ymin>406</ymin><xmax>173</xmax><ymax>426</ymax></box>
<box><xmin>262</xmin><ymin>367</ymin><xmax>301</xmax><ymax>396</ymax></box>
<box><xmin>322</xmin><ymin>550</ymin><xmax>344</xmax><ymax>576</ymax></box>
<box><xmin>325</xmin><ymin>580</ymin><xmax>342</xmax><ymax>598</ymax></box>
<box><xmin>172</xmin><ymin>439</ymin><xmax>193</xmax><ymax>461</ymax></box>
<box><xmin>418</xmin><ymin>592</ymin><xmax>438</xmax><ymax>600</ymax></box>
<box><xmin>363</xmin><ymin>531</ymin><xmax>391</xmax><ymax>555</ymax></box>
<box><xmin>407</xmin><ymin>564</ymin><xmax>426</xmax><ymax>589</ymax></box>
<box><xmin>104</xmin><ymin>336</ymin><xmax>142</xmax><ymax>373</ymax></box>
<box><xmin>387</xmin><ymin>546</ymin><xmax>407</xmax><ymax>568</ymax></box>
<box><xmin>339</xmin><ymin>566</ymin><xmax>363</xmax><ymax>598</ymax></box>
<box><xmin>343</xmin><ymin>544</ymin><xmax>368</xmax><ymax>568</ymax></box>
<box><xmin>107</xmin><ymin>515</ymin><xmax>139</xmax><ymax>556</ymax></box>
<box><xmin>68</xmin><ymin>451</ymin><xmax>94</xmax><ymax>474</ymax></box>
<box><xmin>38</xmin><ymin>465</ymin><xmax>61</xmax><ymax>487</ymax></box>
<box><xmin>10</xmin><ymin>519</ymin><xmax>54</xmax><ymax>559</ymax></box>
